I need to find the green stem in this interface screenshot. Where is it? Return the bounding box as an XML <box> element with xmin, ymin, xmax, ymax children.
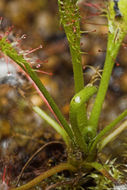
<box><xmin>58</xmin><ymin>0</ymin><xmax>87</xmax><ymax>132</ymax></box>
<box><xmin>11</xmin><ymin>163</ymin><xmax>76</xmax><ymax>190</ymax></box>
<box><xmin>0</xmin><ymin>37</ymin><xmax>74</xmax><ymax>141</ymax></box>
<box><xmin>99</xmin><ymin>120</ymin><xmax>127</xmax><ymax>151</ymax></box>
<box><xmin>69</xmin><ymin>85</ymin><xmax>97</xmax><ymax>153</ymax></box>
<box><xmin>58</xmin><ymin>0</ymin><xmax>84</xmax><ymax>93</ymax></box>
<box><xmin>33</xmin><ymin>106</ymin><xmax>70</xmax><ymax>146</ymax></box>
<box><xmin>23</xmin><ymin>61</ymin><xmax>74</xmax><ymax>140</ymax></box>
<box><xmin>89</xmin><ymin>27</ymin><xmax>125</xmax><ymax>135</ymax></box>
<box><xmin>87</xmin><ymin>109</ymin><xmax>127</xmax><ymax>161</ymax></box>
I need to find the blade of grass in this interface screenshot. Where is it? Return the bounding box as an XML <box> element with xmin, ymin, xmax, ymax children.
<box><xmin>33</xmin><ymin>106</ymin><xmax>70</xmax><ymax>146</ymax></box>
<box><xmin>87</xmin><ymin>109</ymin><xmax>127</xmax><ymax>161</ymax></box>
<box><xmin>99</xmin><ymin>120</ymin><xmax>127</xmax><ymax>151</ymax></box>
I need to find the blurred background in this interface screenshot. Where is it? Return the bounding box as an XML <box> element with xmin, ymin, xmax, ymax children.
<box><xmin>0</xmin><ymin>0</ymin><xmax>127</xmax><ymax>186</ymax></box>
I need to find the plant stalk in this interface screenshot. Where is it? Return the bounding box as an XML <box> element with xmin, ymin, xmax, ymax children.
<box><xmin>89</xmin><ymin>25</ymin><xmax>125</xmax><ymax>135</ymax></box>
<box><xmin>11</xmin><ymin>163</ymin><xmax>76</xmax><ymax>190</ymax></box>
<box><xmin>87</xmin><ymin>109</ymin><xmax>127</xmax><ymax>161</ymax></box>
<box><xmin>69</xmin><ymin>86</ymin><xmax>97</xmax><ymax>153</ymax></box>
<box><xmin>99</xmin><ymin>120</ymin><xmax>127</xmax><ymax>151</ymax></box>
<box><xmin>33</xmin><ymin>106</ymin><xmax>70</xmax><ymax>146</ymax></box>
<box><xmin>0</xmin><ymin>37</ymin><xmax>74</xmax><ymax>141</ymax></box>
<box><xmin>58</xmin><ymin>0</ymin><xmax>87</xmax><ymax>132</ymax></box>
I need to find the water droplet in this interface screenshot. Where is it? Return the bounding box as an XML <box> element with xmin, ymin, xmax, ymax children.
<box><xmin>75</xmin><ymin>96</ymin><xmax>81</xmax><ymax>103</ymax></box>
<box><xmin>21</xmin><ymin>34</ymin><xmax>27</xmax><ymax>39</ymax></box>
<box><xmin>19</xmin><ymin>50</ymin><xmax>24</xmax><ymax>54</ymax></box>
<box><xmin>36</xmin><ymin>64</ymin><xmax>41</xmax><ymax>68</ymax></box>
<box><xmin>39</xmin><ymin>44</ymin><xmax>43</xmax><ymax>48</ymax></box>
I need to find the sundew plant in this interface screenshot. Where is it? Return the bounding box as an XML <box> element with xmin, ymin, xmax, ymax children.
<box><xmin>0</xmin><ymin>0</ymin><xmax>127</xmax><ymax>189</ymax></box>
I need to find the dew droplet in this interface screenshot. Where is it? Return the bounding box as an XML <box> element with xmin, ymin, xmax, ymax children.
<box><xmin>75</xmin><ymin>96</ymin><xmax>81</xmax><ymax>103</ymax></box>
<box><xmin>39</xmin><ymin>44</ymin><xmax>43</xmax><ymax>49</ymax></box>
<box><xmin>21</xmin><ymin>34</ymin><xmax>27</xmax><ymax>39</ymax></box>
<box><xmin>36</xmin><ymin>64</ymin><xmax>41</xmax><ymax>68</ymax></box>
